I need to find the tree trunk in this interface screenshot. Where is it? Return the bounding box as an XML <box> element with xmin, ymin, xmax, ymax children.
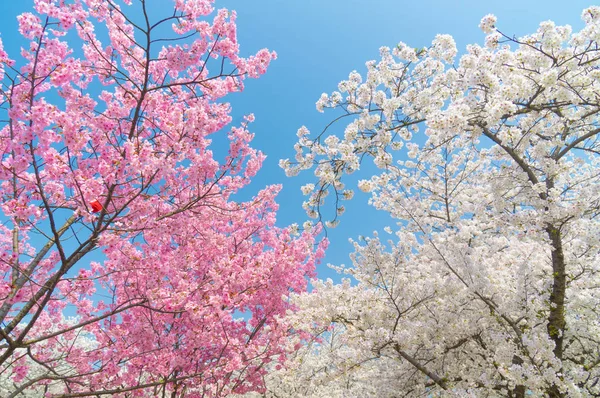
<box><xmin>546</xmin><ymin>224</ymin><xmax>566</xmax><ymax>398</ymax></box>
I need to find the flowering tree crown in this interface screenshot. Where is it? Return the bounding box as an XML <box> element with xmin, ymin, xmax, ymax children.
<box><xmin>0</xmin><ymin>0</ymin><xmax>324</xmax><ymax>396</ymax></box>
<box><xmin>276</xmin><ymin>7</ymin><xmax>600</xmax><ymax>398</ymax></box>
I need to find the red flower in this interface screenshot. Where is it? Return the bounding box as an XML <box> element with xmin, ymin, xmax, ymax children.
<box><xmin>90</xmin><ymin>200</ymin><xmax>103</xmax><ymax>213</ymax></box>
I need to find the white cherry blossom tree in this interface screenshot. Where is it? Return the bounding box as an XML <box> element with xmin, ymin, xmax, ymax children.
<box><xmin>276</xmin><ymin>7</ymin><xmax>600</xmax><ymax>398</ymax></box>
<box><xmin>236</xmin><ymin>320</ymin><xmax>402</xmax><ymax>398</ymax></box>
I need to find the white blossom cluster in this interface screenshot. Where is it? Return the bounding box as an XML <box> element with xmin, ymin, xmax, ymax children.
<box><xmin>269</xmin><ymin>7</ymin><xmax>600</xmax><ymax>397</ymax></box>
<box><xmin>234</xmin><ymin>321</ymin><xmax>402</xmax><ymax>398</ymax></box>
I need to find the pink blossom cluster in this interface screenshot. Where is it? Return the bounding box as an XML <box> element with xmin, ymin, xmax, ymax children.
<box><xmin>0</xmin><ymin>0</ymin><xmax>322</xmax><ymax>396</ymax></box>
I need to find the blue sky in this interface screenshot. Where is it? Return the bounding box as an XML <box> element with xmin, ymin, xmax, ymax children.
<box><xmin>0</xmin><ymin>0</ymin><xmax>594</xmax><ymax>282</ymax></box>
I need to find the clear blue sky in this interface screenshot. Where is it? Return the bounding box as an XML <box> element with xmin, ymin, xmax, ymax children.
<box><xmin>0</xmin><ymin>0</ymin><xmax>593</xmax><ymax>282</ymax></box>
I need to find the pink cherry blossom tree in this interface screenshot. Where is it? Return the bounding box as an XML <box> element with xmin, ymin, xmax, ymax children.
<box><xmin>0</xmin><ymin>0</ymin><xmax>325</xmax><ymax>396</ymax></box>
<box><xmin>279</xmin><ymin>7</ymin><xmax>600</xmax><ymax>398</ymax></box>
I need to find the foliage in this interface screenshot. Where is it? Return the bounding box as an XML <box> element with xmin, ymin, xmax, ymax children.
<box><xmin>278</xmin><ymin>7</ymin><xmax>600</xmax><ymax>398</ymax></box>
<box><xmin>0</xmin><ymin>0</ymin><xmax>324</xmax><ymax>396</ymax></box>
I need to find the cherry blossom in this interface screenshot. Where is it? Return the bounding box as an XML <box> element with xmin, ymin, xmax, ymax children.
<box><xmin>0</xmin><ymin>0</ymin><xmax>323</xmax><ymax>396</ymax></box>
<box><xmin>278</xmin><ymin>7</ymin><xmax>600</xmax><ymax>398</ymax></box>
